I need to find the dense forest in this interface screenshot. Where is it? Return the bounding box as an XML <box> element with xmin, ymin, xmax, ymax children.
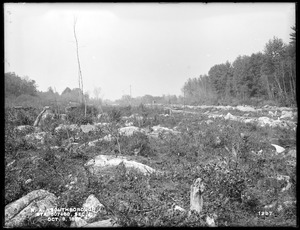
<box><xmin>182</xmin><ymin>30</ymin><xmax>296</xmax><ymax>107</ymax></box>
<box><xmin>5</xmin><ymin>28</ymin><xmax>296</xmax><ymax>108</ymax></box>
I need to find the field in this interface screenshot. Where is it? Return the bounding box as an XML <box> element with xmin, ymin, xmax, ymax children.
<box><xmin>5</xmin><ymin>103</ymin><xmax>297</xmax><ymax>227</ymax></box>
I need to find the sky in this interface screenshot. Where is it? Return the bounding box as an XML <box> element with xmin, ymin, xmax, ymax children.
<box><xmin>4</xmin><ymin>3</ymin><xmax>295</xmax><ymax>101</ymax></box>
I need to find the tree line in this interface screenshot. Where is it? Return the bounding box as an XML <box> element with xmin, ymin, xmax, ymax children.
<box><xmin>182</xmin><ymin>29</ymin><xmax>296</xmax><ymax>107</ymax></box>
<box><xmin>5</xmin><ymin>28</ymin><xmax>296</xmax><ymax>108</ymax></box>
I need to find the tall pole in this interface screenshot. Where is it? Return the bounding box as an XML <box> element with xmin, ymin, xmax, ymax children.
<box><xmin>130</xmin><ymin>85</ymin><xmax>132</xmax><ymax>105</ymax></box>
<box><xmin>130</xmin><ymin>85</ymin><xmax>132</xmax><ymax>98</ymax></box>
<box><xmin>73</xmin><ymin>16</ymin><xmax>86</xmax><ymax>117</ymax></box>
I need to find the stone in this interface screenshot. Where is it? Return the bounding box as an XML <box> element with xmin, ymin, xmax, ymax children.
<box><xmin>286</xmin><ymin>149</ymin><xmax>296</xmax><ymax>158</ymax></box>
<box><xmin>119</xmin><ymin>126</ymin><xmax>141</xmax><ymax>136</ymax></box>
<box><xmin>236</xmin><ymin>105</ymin><xmax>256</xmax><ymax>112</ymax></box>
<box><xmin>14</xmin><ymin>125</ymin><xmax>34</xmax><ymax>135</ymax></box>
<box><xmin>25</xmin><ymin>132</ymin><xmax>47</xmax><ymax>144</ymax></box>
<box><xmin>271</xmin><ymin>144</ymin><xmax>285</xmax><ymax>154</ymax></box>
<box><xmin>257</xmin><ymin>117</ymin><xmax>273</xmax><ymax>127</ymax></box>
<box><xmin>224</xmin><ymin>113</ymin><xmax>238</xmax><ymax>121</ymax></box>
<box><xmin>149</xmin><ymin>125</ymin><xmax>180</xmax><ymax>138</ymax></box>
<box><xmin>173</xmin><ymin>205</ymin><xmax>186</xmax><ymax>212</ymax></box>
<box><xmin>206</xmin><ymin>215</ymin><xmax>216</xmax><ymax>227</ymax></box>
<box><xmin>85</xmin><ymin>218</ymin><xmax>119</xmax><ymax>227</ymax></box>
<box><xmin>280</xmin><ymin>111</ymin><xmax>293</xmax><ymax>119</ymax></box>
<box><xmin>124</xmin><ymin>121</ymin><xmax>134</xmax><ymax>127</ymax></box>
<box><xmin>82</xmin><ymin>195</ymin><xmax>105</xmax><ymax>222</ymax></box>
<box><xmin>84</xmin><ymin>155</ymin><xmax>158</xmax><ymax>176</ymax></box>
<box><xmin>206</xmin><ymin>120</ymin><xmax>214</xmax><ymax>125</ymax></box>
<box><xmin>80</xmin><ymin>124</ymin><xmax>96</xmax><ymax>133</ymax></box>
<box><xmin>70</xmin><ymin>216</ymin><xmax>88</xmax><ymax>227</ymax></box>
<box><xmin>5</xmin><ymin>189</ymin><xmax>57</xmax><ymax>228</ymax></box>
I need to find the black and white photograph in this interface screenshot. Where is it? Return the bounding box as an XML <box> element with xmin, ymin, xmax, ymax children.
<box><xmin>4</xmin><ymin>2</ymin><xmax>296</xmax><ymax>227</ymax></box>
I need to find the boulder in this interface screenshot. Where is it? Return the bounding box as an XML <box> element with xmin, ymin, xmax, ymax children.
<box><xmin>119</xmin><ymin>126</ymin><xmax>141</xmax><ymax>136</ymax></box>
<box><xmin>286</xmin><ymin>149</ymin><xmax>296</xmax><ymax>158</ymax></box>
<box><xmin>257</xmin><ymin>117</ymin><xmax>273</xmax><ymax>127</ymax></box>
<box><xmin>206</xmin><ymin>215</ymin><xmax>217</xmax><ymax>227</ymax></box>
<box><xmin>55</xmin><ymin>124</ymin><xmax>80</xmax><ymax>133</ymax></box>
<box><xmin>14</xmin><ymin>125</ymin><xmax>34</xmax><ymax>135</ymax></box>
<box><xmin>81</xmin><ymin>194</ymin><xmax>106</xmax><ymax>222</ymax></box>
<box><xmin>83</xmin><ymin>135</ymin><xmax>113</xmax><ymax>148</ymax></box>
<box><xmin>271</xmin><ymin>144</ymin><xmax>285</xmax><ymax>154</ymax></box>
<box><xmin>268</xmin><ymin>111</ymin><xmax>278</xmax><ymax>117</ymax></box>
<box><xmin>25</xmin><ymin>132</ymin><xmax>47</xmax><ymax>144</ymax></box>
<box><xmin>280</xmin><ymin>110</ymin><xmax>293</xmax><ymax>119</ymax></box>
<box><xmin>5</xmin><ymin>189</ymin><xmax>57</xmax><ymax>228</ymax></box>
<box><xmin>149</xmin><ymin>125</ymin><xmax>180</xmax><ymax>138</ymax></box>
<box><xmin>224</xmin><ymin>113</ymin><xmax>238</xmax><ymax>121</ymax></box>
<box><xmin>80</xmin><ymin>124</ymin><xmax>96</xmax><ymax>133</ymax></box>
<box><xmin>70</xmin><ymin>216</ymin><xmax>88</xmax><ymax>227</ymax></box>
<box><xmin>84</xmin><ymin>155</ymin><xmax>158</xmax><ymax>176</ymax></box>
<box><xmin>236</xmin><ymin>105</ymin><xmax>256</xmax><ymax>112</ymax></box>
<box><xmin>172</xmin><ymin>205</ymin><xmax>186</xmax><ymax>212</ymax></box>
<box><xmin>70</xmin><ymin>194</ymin><xmax>120</xmax><ymax>227</ymax></box>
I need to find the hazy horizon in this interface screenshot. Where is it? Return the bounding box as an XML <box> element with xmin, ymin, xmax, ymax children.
<box><xmin>4</xmin><ymin>3</ymin><xmax>295</xmax><ymax>101</ymax></box>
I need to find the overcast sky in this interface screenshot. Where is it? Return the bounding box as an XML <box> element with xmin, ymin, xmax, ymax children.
<box><xmin>4</xmin><ymin>3</ymin><xmax>295</xmax><ymax>101</ymax></box>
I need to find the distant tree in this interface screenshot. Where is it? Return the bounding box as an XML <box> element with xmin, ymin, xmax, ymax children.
<box><xmin>47</xmin><ymin>87</ymin><xmax>54</xmax><ymax>94</ymax></box>
<box><xmin>289</xmin><ymin>26</ymin><xmax>296</xmax><ymax>45</ymax></box>
<box><xmin>5</xmin><ymin>72</ymin><xmax>37</xmax><ymax>97</ymax></box>
<box><xmin>93</xmin><ymin>87</ymin><xmax>102</xmax><ymax>100</ymax></box>
<box><xmin>208</xmin><ymin>61</ymin><xmax>233</xmax><ymax>99</ymax></box>
<box><xmin>263</xmin><ymin>37</ymin><xmax>286</xmax><ymax>99</ymax></box>
<box><xmin>61</xmin><ymin>87</ymin><xmax>72</xmax><ymax>95</ymax></box>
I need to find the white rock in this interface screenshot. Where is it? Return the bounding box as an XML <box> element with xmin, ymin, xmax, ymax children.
<box><xmin>85</xmin><ymin>218</ymin><xmax>119</xmax><ymax>227</ymax></box>
<box><xmin>24</xmin><ymin>179</ymin><xmax>33</xmax><ymax>185</ymax></box>
<box><xmin>236</xmin><ymin>105</ymin><xmax>256</xmax><ymax>112</ymax></box>
<box><xmin>280</xmin><ymin>111</ymin><xmax>293</xmax><ymax>119</ymax></box>
<box><xmin>206</xmin><ymin>120</ymin><xmax>214</xmax><ymax>125</ymax></box>
<box><xmin>81</xmin><ymin>124</ymin><xmax>96</xmax><ymax>133</ymax></box>
<box><xmin>151</xmin><ymin>125</ymin><xmax>180</xmax><ymax>135</ymax></box>
<box><xmin>70</xmin><ymin>216</ymin><xmax>88</xmax><ymax>227</ymax></box>
<box><xmin>82</xmin><ymin>194</ymin><xmax>105</xmax><ymax>222</ymax></box>
<box><xmin>286</xmin><ymin>149</ymin><xmax>296</xmax><ymax>158</ymax></box>
<box><xmin>119</xmin><ymin>126</ymin><xmax>141</xmax><ymax>136</ymax></box>
<box><xmin>5</xmin><ymin>190</ymin><xmax>57</xmax><ymax>228</ymax></box>
<box><xmin>6</xmin><ymin>160</ymin><xmax>16</xmax><ymax>167</ymax></box>
<box><xmin>206</xmin><ymin>215</ymin><xmax>216</xmax><ymax>227</ymax></box>
<box><xmin>257</xmin><ymin>117</ymin><xmax>273</xmax><ymax>126</ymax></box>
<box><xmin>94</xmin><ymin>122</ymin><xmax>109</xmax><ymax>127</ymax></box>
<box><xmin>84</xmin><ymin>155</ymin><xmax>158</xmax><ymax>176</ymax></box>
<box><xmin>14</xmin><ymin>125</ymin><xmax>34</xmax><ymax>134</ymax></box>
<box><xmin>271</xmin><ymin>144</ymin><xmax>285</xmax><ymax>154</ymax></box>
<box><xmin>224</xmin><ymin>113</ymin><xmax>238</xmax><ymax>121</ymax></box>
<box><xmin>25</xmin><ymin>132</ymin><xmax>47</xmax><ymax>144</ymax></box>
<box><xmin>124</xmin><ymin>121</ymin><xmax>134</xmax><ymax>127</ymax></box>
<box><xmin>173</xmin><ymin>205</ymin><xmax>186</xmax><ymax>212</ymax></box>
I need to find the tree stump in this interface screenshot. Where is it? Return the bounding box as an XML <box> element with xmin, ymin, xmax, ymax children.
<box><xmin>189</xmin><ymin>178</ymin><xmax>205</xmax><ymax>215</ymax></box>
